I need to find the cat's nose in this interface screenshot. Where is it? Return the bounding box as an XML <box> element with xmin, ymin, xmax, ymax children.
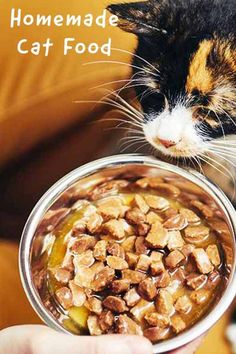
<box><xmin>158</xmin><ymin>138</ymin><xmax>177</xmax><ymax>148</ymax></box>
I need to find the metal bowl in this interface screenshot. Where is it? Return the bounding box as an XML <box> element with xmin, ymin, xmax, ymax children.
<box><xmin>19</xmin><ymin>154</ymin><xmax>236</xmax><ymax>353</ymax></box>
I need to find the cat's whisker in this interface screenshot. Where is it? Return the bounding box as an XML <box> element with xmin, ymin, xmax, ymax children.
<box><xmin>207</xmin><ymin>149</ymin><xmax>236</xmax><ymax>165</ymax></box>
<box><xmin>205</xmin><ymin>152</ymin><xmax>236</xmax><ymax>166</ymax></box>
<box><xmin>199</xmin><ymin>155</ymin><xmax>230</xmax><ymax>179</ymax></box>
<box><xmin>99</xmin><ymin>117</ymin><xmax>143</xmax><ymax>132</ymax></box>
<box><xmin>211</xmin><ymin>139</ymin><xmax>236</xmax><ymax>142</ymax></box>
<box><xmin>116</xmin><ymin>80</ymin><xmax>138</xmax><ymax>96</ymax></box>
<box><xmin>115</xmin><ymin>83</ymin><xmax>150</xmax><ymax>95</ymax></box>
<box><xmin>116</xmin><ymin>80</ymin><xmax>148</xmax><ymax>96</ymax></box>
<box><xmin>207</xmin><ymin>145</ymin><xmax>236</xmax><ymax>154</ymax></box>
<box><xmin>104</xmin><ymin>108</ymin><xmax>143</xmax><ymax>124</ymax></box>
<box><xmin>103</xmin><ymin>122</ymin><xmax>142</xmax><ymax>134</ymax></box>
<box><xmin>208</xmin><ymin>152</ymin><xmax>236</xmax><ymax>161</ymax></box>
<box><xmin>207</xmin><ymin>148</ymin><xmax>236</xmax><ymax>159</ymax></box>
<box><xmin>90</xmin><ymin>78</ymin><xmax>143</xmax><ymax>91</ymax></box>
<box><xmin>103</xmin><ymin>88</ymin><xmax>143</xmax><ymax>116</ymax></box>
<box><xmin>107</xmin><ymin>69</ymin><xmax>151</xmax><ymax>95</ymax></box>
<box><xmin>119</xmin><ymin>137</ymin><xmax>147</xmax><ymax>149</ymax></box>
<box><xmin>209</xmin><ymin>106</ymin><xmax>226</xmax><ymax>139</ymax></box>
<box><xmin>119</xmin><ymin>140</ymin><xmax>146</xmax><ymax>150</ymax></box>
<box><xmin>209</xmin><ymin>140</ymin><xmax>236</xmax><ymax>145</ymax></box>
<box><xmin>103</xmin><ymin>95</ymin><xmax>143</xmax><ymax>122</ymax></box>
<box><xmin>111</xmin><ymin>47</ymin><xmax>160</xmax><ymax>75</ymax></box>
<box><xmin>119</xmin><ymin>130</ymin><xmax>145</xmax><ymax>142</ymax></box>
<box><xmin>207</xmin><ymin>140</ymin><xmax>236</xmax><ymax>147</ymax></box>
<box><xmin>107</xmin><ymin>101</ymin><xmax>142</xmax><ymax>120</ymax></box>
<box><xmin>119</xmin><ymin>136</ymin><xmax>146</xmax><ymax>144</ymax></box>
<box><xmin>207</xmin><ymin>146</ymin><xmax>236</xmax><ymax>153</ymax></box>
<box><xmin>120</xmin><ymin>140</ymin><xmax>146</xmax><ymax>153</ymax></box>
<box><xmin>189</xmin><ymin>156</ymin><xmax>198</xmax><ymax>171</ymax></box>
<box><xmin>134</xmin><ymin>142</ymin><xmax>151</xmax><ymax>152</ymax></box>
<box><xmin>130</xmin><ymin>70</ymin><xmax>151</xmax><ymax>80</ymax></box>
<box><xmin>74</xmin><ymin>99</ymin><xmax>136</xmax><ymax>119</ymax></box>
<box><xmin>74</xmin><ymin>98</ymin><xmax>126</xmax><ymax>111</ymax></box>
<box><xmin>104</xmin><ymin>101</ymin><xmax>142</xmax><ymax>125</ymax></box>
<box><xmin>192</xmin><ymin>155</ymin><xmax>205</xmax><ymax>175</ymax></box>
<box><xmin>105</xmin><ymin>93</ymin><xmax>143</xmax><ymax>121</ymax></box>
<box><xmin>204</xmin><ymin>151</ymin><xmax>236</xmax><ymax>199</ymax></box>
<box><xmin>99</xmin><ymin>117</ymin><xmax>143</xmax><ymax>129</ymax></box>
<box><xmin>209</xmin><ymin>143</ymin><xmax>236</xmax><ymax>149</ymax></box>
<box><xmin>97</xmin><ymin>71</ymin><xmax>151</xmax><ymax>97</ymax></box>
<box><xmin>136</xmin><ymin>87</ymin><xmax>152</xmax><ymax>102</ymax></box>
<box><xmin>104</xmin><ymin>125</ymin><xmax>143</xmax><ymax>134</ymax></box>
<box><xmin>198</xmin><ymin>158</ymin><xmax>205</xmax><ymax>176</ymax></box>
<box><xmin>76</xmin><ymin>97</ymin><xmax>142</xmax><ymax>125</ymax></box>
<box><xmin>137</xmin><ymin>87</ymin><xmax>157</xmax><ymax>103</ymax></box>
<box><xmin>200</xmin><ymin>155</ymin><xmax>236</xmax><ymax>201</ymax></box>
<box><xmin>202</xmin><ymin>153</ymin><xmax>236</xmax><ymax>186</ymax></box>
<box><xmin>102</xmin><ymin>107</ymin><xmax>143</xmax><ymax>125</ymax></box>
<box><xmin>120</xmin><ymin>131</ymin><xmax>145</xmax><ymax>138</ymax></box>
<box><xmin>207</xmin><ymin>142</ymin><xmax>236</xmax><ymax>151</ymax></box>
<box><xmin>119</xmin><ymin>130</ymin><xmax>145</xmax><ymax>137</ymax></box>
<box><xmin>83</xmin><ymin>60</ymin><xmax>159</xmax><ymax>78</ymax></box>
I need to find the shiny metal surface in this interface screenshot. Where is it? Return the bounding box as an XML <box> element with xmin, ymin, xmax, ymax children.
<box><xmin>19</xmin><ymin>154</ymin><xmax>236</xmax><ymax>353</ymax></box>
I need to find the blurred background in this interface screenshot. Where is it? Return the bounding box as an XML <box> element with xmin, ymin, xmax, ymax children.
<box><xmin>0</xmin><ymin>1</ymin><xmax>233</xmax><ymax>352</ymax></box>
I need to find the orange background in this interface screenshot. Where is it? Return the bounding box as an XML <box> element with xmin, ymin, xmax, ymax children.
<box><xmin>0</xmin><ymin>0</ymin><xmax>135</xmax><ymax>166</ymax></box>
<box><xmin>0</xmin><ymin>1</ymin><xmax>233</xmax><ymax>353</ymax></box>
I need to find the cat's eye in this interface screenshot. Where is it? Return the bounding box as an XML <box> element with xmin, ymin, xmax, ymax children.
<box><xmin>141</xmin><ymin>91</ymin><xmax>165</xmax><ymax>112</ymax></box>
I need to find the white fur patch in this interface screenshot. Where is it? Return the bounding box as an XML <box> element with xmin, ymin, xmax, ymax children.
<box><xmin>143</xmin><ymin>105</ymin><xmax>204</xmax><ymax>157</ymax></box>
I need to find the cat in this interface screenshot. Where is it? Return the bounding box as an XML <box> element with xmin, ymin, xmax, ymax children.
<box><xmin>108</xmin><ymin>0</ymin><xmax>236</xmax><ymax>203</ymax></box>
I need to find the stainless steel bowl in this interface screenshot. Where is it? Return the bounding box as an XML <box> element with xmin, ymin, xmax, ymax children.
<box><xmin>19</xmin><ymin>154</ymin><xmax>236</xmax><ymax>353</ymax></box>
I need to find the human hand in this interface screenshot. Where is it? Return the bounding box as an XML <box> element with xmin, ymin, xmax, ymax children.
<box><xmin>0</xmin><ymin>325</ymin><xmax>153</xmax><ymax>354</ymax></box>
<box><xmin>0</xmin><ymin>325</ymin><xmax>203</xmax><ymax>354</ymax></box>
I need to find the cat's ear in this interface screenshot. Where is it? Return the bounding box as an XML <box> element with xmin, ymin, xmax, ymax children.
<box><xmin>107</xmin><ymin>1</ymin><xmax>167</xmax><ymax>35</ymax></box>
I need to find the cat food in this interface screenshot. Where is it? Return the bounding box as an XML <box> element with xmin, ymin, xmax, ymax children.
<box><xmin>36</xmin><ymin>176</ymin><xmax>230</xmax><ymax>343</ymax></box>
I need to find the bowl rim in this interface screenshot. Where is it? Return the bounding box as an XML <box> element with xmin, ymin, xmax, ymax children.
<box><xmin>19</xmin><ymin>154</ymin><xmax>236</xmax><ymax>353</ymax></box>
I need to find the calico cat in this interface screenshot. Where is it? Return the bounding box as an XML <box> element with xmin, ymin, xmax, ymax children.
<box><xmin>108</xmin><ymin>0</ymin><xmax>236</xmax><ymax>201</ymax></box>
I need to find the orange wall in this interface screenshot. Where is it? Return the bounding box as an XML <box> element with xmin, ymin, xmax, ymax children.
<box><xmin>0</xmin><ymin>0</ymin><xmax>136</xmax><ymax>111</ymax></box>
<box><xmin>0</xmin><ymin>0</ymin><xmax>137</xmax><ymax>166</ymax></box>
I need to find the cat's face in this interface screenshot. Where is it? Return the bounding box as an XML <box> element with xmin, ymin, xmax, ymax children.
<box><xmin>108</xmin><ymin>0</ymin><xmax>236</xmax><ymax>159</ymax></box>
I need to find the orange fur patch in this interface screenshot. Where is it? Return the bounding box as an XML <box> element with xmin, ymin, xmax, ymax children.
<box><xmin>186</xmin><ymin>40</ymin><xmax>214</xmax><ymax>94</ymax></box>
<box><xmin>218</xmin><ymin>41</ymin><xmax>236</xmax><ymax>72</ymax></box>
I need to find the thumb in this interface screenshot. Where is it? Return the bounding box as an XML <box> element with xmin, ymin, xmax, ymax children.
<box><xmin>25</xmin><ymin>325</ymin><xmax>153</xmax><ymax>354</ymax></box>
<box><xmin>0</xmin><ymin>326</ymin><xmax>153</xmax><ymax>354</ymax></box>
<box><xmin>32</xmin><ymin>325</ymin><xmax>153</xmax><ymax>354</ymax></box>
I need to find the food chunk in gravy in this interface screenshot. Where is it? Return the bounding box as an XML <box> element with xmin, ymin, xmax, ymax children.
<box><xmin>41</xmin><ymin>175</ymin><xmax>229</xmax><ymax>343</ymax></box>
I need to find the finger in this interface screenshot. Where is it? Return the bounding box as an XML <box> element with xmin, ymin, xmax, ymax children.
<box><xmin>32</xmin><ymin>326</ymin><xmax>153</xmax><ymax>354</ymax></box>
<box><xmin>0</xmin><ymin>325</ymin><xmax>153</xmax><ymax>354</ymax></box>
